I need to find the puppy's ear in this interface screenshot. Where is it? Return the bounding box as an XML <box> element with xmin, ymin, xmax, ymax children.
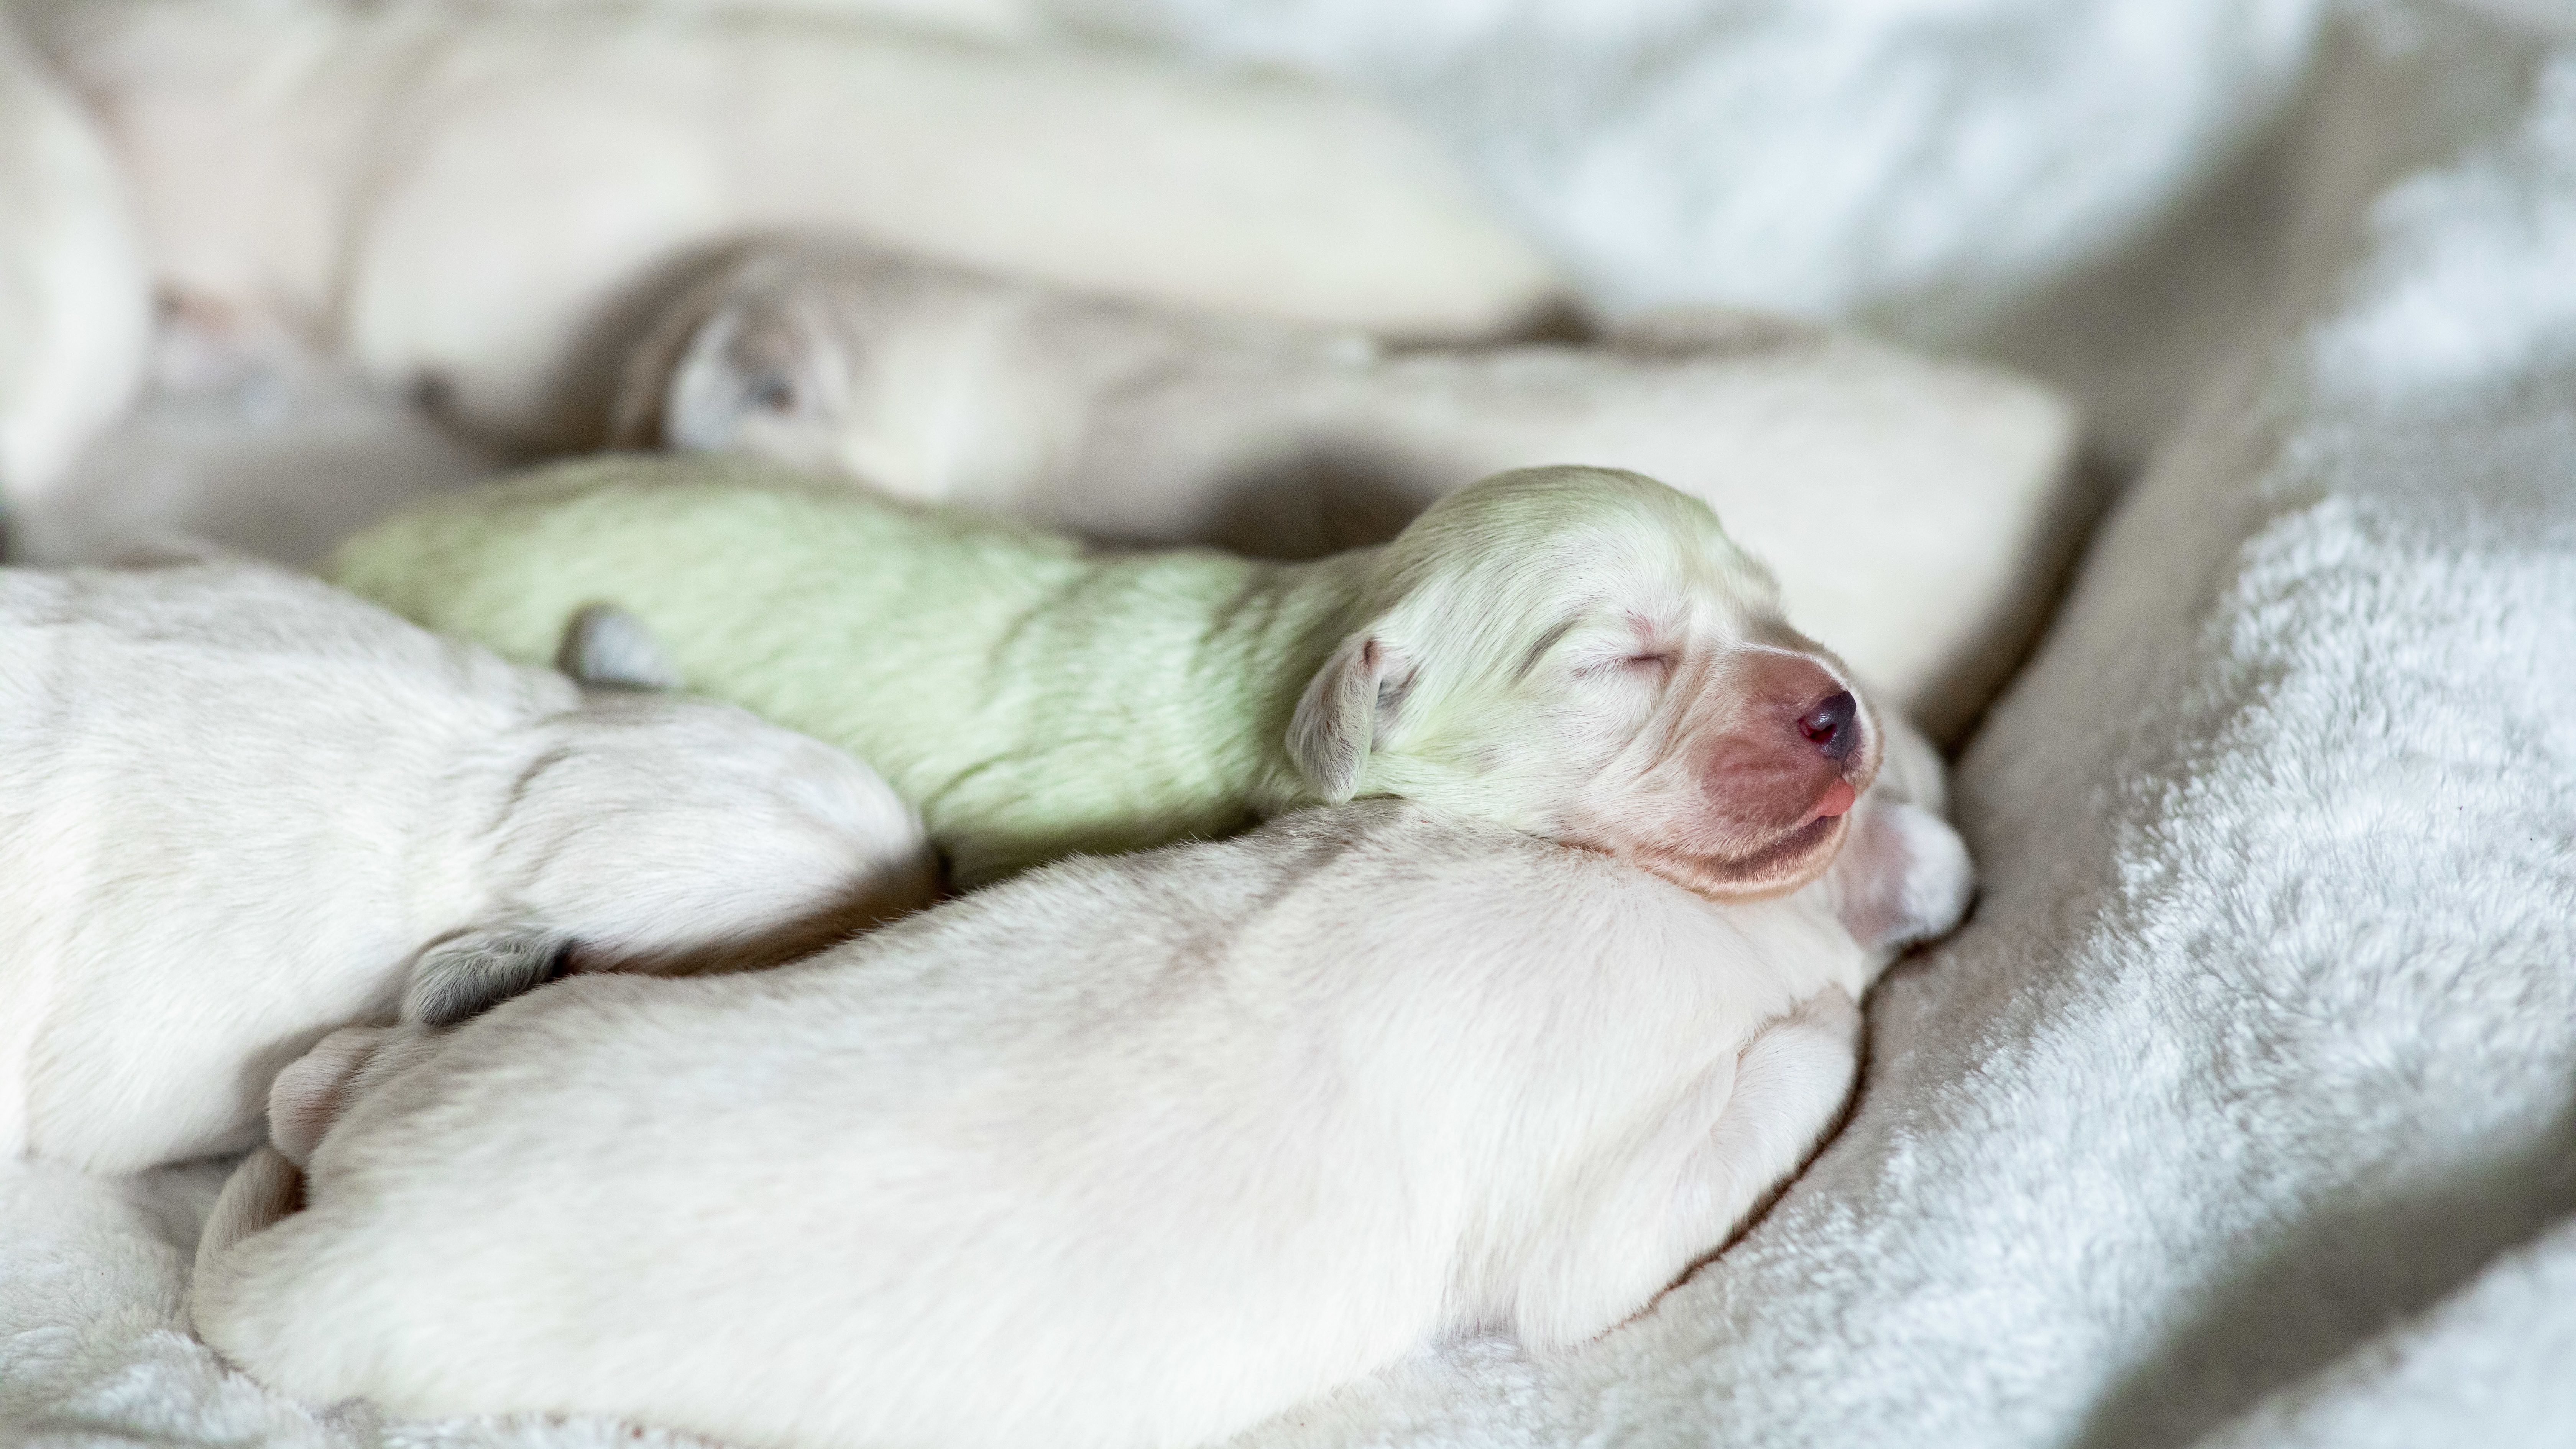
<box><xmin>401</xmin><ymin>924</ymin><xmax>573</xmax><ymax>1028</ymax></box>
<box><xmin>658</xmin><ymin>299</ymin><xmax>823</xmax><ymax>455</ymax></box>
<box><xmin>557</xmin><ymin>603</ymin><xmax>681</xmax><ymax>692</ymax></box>
<box><xmin>1287</xmin><ymin>632</ymin><xmax>1417</xmax><ymax>803</ymax></box>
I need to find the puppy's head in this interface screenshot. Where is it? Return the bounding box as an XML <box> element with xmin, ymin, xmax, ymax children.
<box><xmin>470</xmin><ymin>607</ymin><xmax>939</xmax><ymax>975</ymax></box>
<box><xmin>1290</xmin><ymin>466</ymin><xmax>1879</xmax><ymax>899</ymax></box>
<box><xmin>612</xmin><ymin>244</ymin><xmax>1066</xmax><ymax>504</ymax></box>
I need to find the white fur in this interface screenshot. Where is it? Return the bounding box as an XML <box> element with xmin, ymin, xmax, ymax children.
<box><xmin>0</xmin><ymin>560</ymin><xmax>935</xmax><ymax>1173</ymax></box>
<box><xmin>24</xmin><ymin>0</ymin><xmax>1560</xmax><ymax>450</ymax></box>
<box><xmin>193</xmin><ymin>766</ymin><xmax>1971</xmax><ymax>1449</ymax></box>
<box><xmin>619</xmin><ymin>247</ymin><xmax>2079</xmax><ymax>738</ymax></box>
<box><xmin>0</xmin><ymin>12</ymin><xmax>150</xmax><ymax>508</ymax></box>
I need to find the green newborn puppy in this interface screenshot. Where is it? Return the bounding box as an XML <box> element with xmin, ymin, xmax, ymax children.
<box><xmin>337</xmin><ymin>455</ymin><xmax>1880</xmax><ymax>892</ymax></box>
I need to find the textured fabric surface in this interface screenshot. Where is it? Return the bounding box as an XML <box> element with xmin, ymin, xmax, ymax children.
<box><xmin>1233</xmin><ymin>6</ymin><xmax>2576</xmax><ymax>1444</ymax></box>
<box><xmin>6</xmin><ymin>2</ymin><xmax>2575</xmax><ymax>1447</ymax></box>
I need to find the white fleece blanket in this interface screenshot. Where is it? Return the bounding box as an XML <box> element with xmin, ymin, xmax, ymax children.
<box><xmin>7</xmin><ymin>2</ymin><xmax>2576</xmax><ymax>1447</ymax></box>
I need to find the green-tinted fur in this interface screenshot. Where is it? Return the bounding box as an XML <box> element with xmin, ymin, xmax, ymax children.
<box><xmin>334</xmin><ymin>456</ymin><xmax>1368</xmax><ymax>882</ymax></box>
<box><xmin>335</xmin><ymin>455</ymin><xmax>1765</xmax><ymax>884</ymax></box>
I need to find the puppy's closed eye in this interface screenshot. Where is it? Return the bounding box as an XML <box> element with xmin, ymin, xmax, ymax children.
<box><xmin>1569</xmin><ymin>647</ymin><xmax>1673</xmax><ymax>682</ymax></box>
<box><xmin>1574</xmin><ymin>610</ymin><xmax>1679</xmax><ymax>681</ymax></box>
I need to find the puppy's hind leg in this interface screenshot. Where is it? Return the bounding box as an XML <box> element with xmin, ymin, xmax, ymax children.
<box><xmin>191</xmin><ymin>1146</ymin><xmax>301</xmax><ymax>1319</ymax></box>
<box><xmin>194</xmin><ymin>1020</ymin><xmax>447</xmax><ymax>1341</ymax></box>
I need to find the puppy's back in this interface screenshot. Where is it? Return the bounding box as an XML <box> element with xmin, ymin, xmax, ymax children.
<box><xmin>196</xmin><ymin>803</ymin><xmax>1848</xmax><ymax>1449</ymax></box>
<box><xmin>334</xmin><ymin>455</ymin><xmax>1327</xmax><ymax>881</ymax></box>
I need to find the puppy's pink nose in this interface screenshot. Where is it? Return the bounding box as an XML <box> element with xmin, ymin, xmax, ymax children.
<box><xmin>1797</xmin><ymin>690</ymin><xmax>1861</xmax><ymax>763</ymax></box>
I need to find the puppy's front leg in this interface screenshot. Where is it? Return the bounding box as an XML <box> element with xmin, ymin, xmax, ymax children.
<box><xmin>1829</xmin><ymin>799</ymin><xmax>1975</xmax><ymax>965</ymax></box>
<box><xmin>1510</xmin><ymin>988</ymin><xmax>1863</xmax><ymax>1349</ymax></box>
<box><xmin>1828</xmin><ymin>711</ymin><xmax>1976</xmax><ymax>969</ymax></box>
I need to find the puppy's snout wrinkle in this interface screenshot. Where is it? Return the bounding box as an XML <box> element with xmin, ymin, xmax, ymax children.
<box><xmin>1799</xmin><ymin>690</ymin><xmax>1860</xmax><ymax>763</ymax></box>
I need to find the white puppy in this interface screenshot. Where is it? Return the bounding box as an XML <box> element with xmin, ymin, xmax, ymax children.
<box><xmin>0</xmin><ymin>12</ymin><xmax>150</xmax><ymax>509</ymax></box>
<box><xmin>0</xmin><ymin>560</ymin><xmax>935</xmax><ymax>1173</ymax></box>
<box><xmin>7</xmin><ymin>313</ymin><xmax>499</xmax><ymax>569</ymax></box>
<box><xmin>618</xmin><ymin>245</ymin><xmax>2084</xmax><ymax>739</ymax></box>
<box><xmin>25</xmin><ymin>0</ymin><xmax>1559</xmax><ymax>450</ymax></box>
<box><xmin>194</xmin><ymin>736</ymin><xmax>1971</xmax><ymax>1449</ymax></box>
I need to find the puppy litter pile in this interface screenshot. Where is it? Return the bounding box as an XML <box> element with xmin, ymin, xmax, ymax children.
<box><xmin>7</xmin><ymin>2</ymin><xmax>2576</xmax><ymax>1447</ymax></box>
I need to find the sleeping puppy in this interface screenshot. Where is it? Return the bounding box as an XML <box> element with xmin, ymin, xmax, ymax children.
<box><xmin>337</xmin><ymin>457</ymin><xmax>1882</xmax><ymax>892</ymax></box>
<box><xmin>0</xmin><ymin>11</ymin><xmax>150</xmax><ymax>507</ymax></box>
<box><xmin>0</xmin><ymin>559</ymin><xmax>934</xmax><ymax>1173</ymax></box>
<box><xmin>192</xmin><ymin>749</ymin><xmax>1973</xmax><ymax>1449</ymax></box>
<box><xmin>23</xmin><ymin>0</ymin><xmax>1556</xmax><ymax>449</ymax></box>
<box><xmin>612</xmin><ymin>243</ymin><xmax>2082</xmax><ymax>738</ymax></box>
<box><xmin>9</xmin><ymin>308</ymin><xmax>499</xmax><ymax>569</ymax></box>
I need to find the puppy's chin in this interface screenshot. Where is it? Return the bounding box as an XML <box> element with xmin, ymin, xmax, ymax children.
<box><xmin>1622</xmin><ymin>813</ymin><xmax>1850</xmax><ymax>902</ymax></box>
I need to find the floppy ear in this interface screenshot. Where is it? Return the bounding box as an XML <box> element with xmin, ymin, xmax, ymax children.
<box><xmin>557</xmin><ymin>603</ymin><xmax>681</xmax><ymax>692</ymax></box>
<box><xmin>401</xmin><ymin>924</ymin><xmax>574</xmax><ymax>1027</ymax></box>
<box><xmin>660</xmin><ymin>299</ymin><xmax>822</xmax><ymax>454</ymax></box>
<box><xmin>1287</xmin><ymin>632</ymin><xmax>1417</xmax><ymax>803</ymax></box>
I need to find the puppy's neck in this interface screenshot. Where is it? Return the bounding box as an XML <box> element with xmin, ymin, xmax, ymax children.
<box><xmin>1229</xmin><ymin>550</ymin><xmax>1385</xmax><ymax>812</ymax></box>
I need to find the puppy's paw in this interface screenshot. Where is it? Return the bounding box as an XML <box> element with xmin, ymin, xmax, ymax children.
<box><xmin>402</xmin><ymin>924</ymin><xmax>573</xmax><ymax>1027</ymax></box>
<box><xmin>1829</xmin><ymin>799</ymin><xmax>1975</xmax><ymax>958</ymax></box>
<box><xmin>557</xmin><ymin>603</ymin><xmax>682</xmax><ymax>692</ymax></box>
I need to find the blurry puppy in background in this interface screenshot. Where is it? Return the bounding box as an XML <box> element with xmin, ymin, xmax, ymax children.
<box><xmin>340</xmin><ymin>459</ymin><xmax>1887</xmax><ymax>893</ymax></box>
<box><xmin>0</xmin><ymin>560</ymin><xmax>933</xmax><ymax>1173</ymax></box>
<box><xmin>612</xmin><ymin>242</ymin><xmax>2080</xmax><ymax>737</ymax></box>
<box><xmin>0</xmin><ymin>11</ymin><xmax>150</xmax><ymax>511</ymax></box>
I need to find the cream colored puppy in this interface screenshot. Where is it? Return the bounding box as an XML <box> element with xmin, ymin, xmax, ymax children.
<box><xmin>9</xmin><ymin>313</ymin><xmax>499</xmax><ymax>568</ymax></box>
<box><xmin>25</xmin><ymin>0</ymin><xmax>1558</xmax><ymax>449</ymax></box>
<box><xmin>0</xmin><ymin>13</ymin><xmax>150</xmax><ymax>506</ymax></box>
<box><xmin>619</xmin><ymin>245</ymin><xmax>2083</xmax><ymax>739</ymax></box>
<box><xmin>194</xmin><ymin>744</ymin><xmax>1972</xmax><ymax>1449</ymax></box>
<box><xmin>0</xmin><ymin>560</ymin><xmax>935</xmax><ymax>1173</ymax></box>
